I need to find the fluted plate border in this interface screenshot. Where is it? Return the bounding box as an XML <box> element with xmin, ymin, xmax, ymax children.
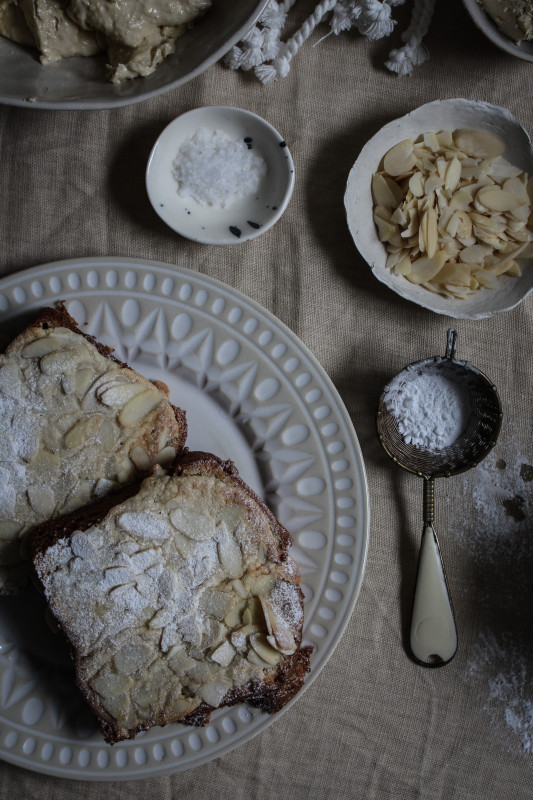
<box><xmin>0</xmin><ymin>258</ymin><xmax>369</xmax><ymax>780</ymax></box>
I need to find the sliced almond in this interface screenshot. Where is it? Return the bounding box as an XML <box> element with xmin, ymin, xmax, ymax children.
<box><xmin>503</xmin><ymin>176</ymin><xmax>529</xmax><ymax>204</ymax></box>
<box><xmin>249</xmin><ymin>633</ymin><xmax>281</xmax><ymax>666</ymax></box>
<box><xmin>74</xmin><ymin>367</ymin><xmax>95</xmax><ymax>395</ymax></box>
<box><xmin>118</xmin><ymin>389</ymin><xmax>160</xmax><ymax>427</ymax></box>
<box><xmin>27</xmin><ymin>485</ymin><xmax>56</xmax><ymax>517</ymax></box>
<box><xmin>383</xmin><ymin>138</ymin><xmax>416</xmax><ymax>176</ymax></box>
<box><xmin>444</xmin><ymin>157</ymin><xmax>461</xmax><ymax>193</ymax></box>
<box><xmin>437</xmin><ymin>130</ymin><xmax>454</xmax><ymax>148</ymax></box>
<box><xmin>407</xmin><ymin>251</ymin><xmax>448</xmax><ymax>284</ymax></box>
<box><xmin>22</xmin><ymin>336</ymin><xmax>65</xmax><ymax>358</ymax></box>
<box><xmin>453</xmin><ymin>129</ymin><xmax>505</xmax><ymax>159</ymax></box>
<box><xmin>130</xmin><ymin>446</ymin><xmax>152</xmax><ymax>470</ymax></box>
<box><xmin>459</xmin><ymin>244</ymin><xmax>492</xmax><ymax>264</ymax></box>
<box><xmin>64</xmin><ymin>415</ymin><xmax>103</xmax><ymax>449</ymax></box>
<box><xmin>372</xmin><ymin>173</ymin><xmax>403</xmax><ymax>207</ymax></box>
<box><xmin>216</xmin><ymin>529</ymin><xmax>243</xmax><ymax>578</ymax></box>
<box><xmin>476</xmin><ymin>186</ymin><xmax>524</xmax><ymax>212</ymax></box>
<box><xmin>473</xmin><ymin>269</ymin><xmax>499</xmax><ymax>288</ymax></box>
<box><xmin>409</xmin><ymin>172</ymin><xmax>425</xmax><ymax>197</ymax></box>
<box><xmin>200</xmin><ymin>680</ymin><xmax>231</xmax><ymax>708</ymax></box>
<box><xmin>448</xmin><ymin>188</ymin><xmax>473</xmax><ymax>211</ymax></box>
<box><xmin>423</xmin><ymin>131</ymin><xmax>441</xmax><ymax>153</ymax></box>
<box><xmin>393</xmin><ymin>253</ymin><xmax>412</xmax><ymax>276</ymax></box>
<box><xmin>505</xmin><ymin>261</ymin><xmax>522</xmax><ymax>276</ymax></box>
<box><xmin>210</xmin><ymin>640</ymin><xmax>235</xmax><ymax>667</ymax></box>
<box><xmin>99</xmin><ymin>382</ymin><xmax>144</xmax><ymax>408</ymax></box>
<box><xmin>433</xmin><ymin>262</ymin><xmax>470</xmax><ymax>286</ymax></box>
<box><xmin>373</xmin><ymin>211</ymin><xmax>397</xmax><ymax>242</ymax></box>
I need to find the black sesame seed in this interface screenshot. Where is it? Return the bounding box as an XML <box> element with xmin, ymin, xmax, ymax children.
<box><xmin>279</xmin><ymin>140</ymin><xmax>287</xmax><ymax>148</ymax></box>
<box><xmin>247</xmin><ymin>220</ymin><xmax>261</xmax><ymax>229</ymax></box>
<box><xmin>229</xmin><ymin>226</ymin><xmax>242</xmax><ymax>238</ymax></box>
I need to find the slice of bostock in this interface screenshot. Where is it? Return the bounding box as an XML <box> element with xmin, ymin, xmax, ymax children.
<box><xmin>30</xmin><ymin>451</ymin><xmax>312</xmax><ymax>744</ymax></box>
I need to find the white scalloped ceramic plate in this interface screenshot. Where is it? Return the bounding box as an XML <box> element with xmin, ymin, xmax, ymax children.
<box><xmin>0</xmin><ymin>258</ymin><xmax>369</xmax><ymax>781</ymax></box>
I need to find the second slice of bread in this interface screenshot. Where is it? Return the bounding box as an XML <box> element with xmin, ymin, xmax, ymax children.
<box><xmin>30</xmin><ymin>452</ymin><xmax>312</xmax><ymax>744</ymax></box>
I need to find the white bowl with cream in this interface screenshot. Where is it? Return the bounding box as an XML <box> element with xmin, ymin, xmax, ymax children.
<box><xmin>462</xmin><ymin>0</ymin><xmax>533</xmax><ymax>62</ymax></box>
<box><xmin>0</xmin><ymin>0</ymin><xmax>269</xmax><ymax>110</ymax></box>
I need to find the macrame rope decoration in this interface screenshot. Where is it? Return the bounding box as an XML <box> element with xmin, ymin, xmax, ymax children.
<box><xmin>224</xmin><ymin>0</ymin><xmax>436</xmax><ymax>83</ymax></box>
<box><xmin>385</xmin><ymin>0</ymin><xmax>435</xmax><ymax>75</ymax></box>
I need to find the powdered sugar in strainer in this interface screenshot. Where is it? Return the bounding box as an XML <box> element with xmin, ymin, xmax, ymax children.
<box><xmin>376</xmin><ymin>329</ymin><xmax>502</xmax><ymax>666</ymax></box>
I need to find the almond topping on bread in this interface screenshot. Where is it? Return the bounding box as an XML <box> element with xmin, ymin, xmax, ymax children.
<box><xmin>30</xmin><ymin>452</ymin><xmax>312</xmax><ymax>744</ymax></box>
<box><xmin>0</xmin><ymin>305</ymin><xmax>187</xmax><ymax>593</ymax></box>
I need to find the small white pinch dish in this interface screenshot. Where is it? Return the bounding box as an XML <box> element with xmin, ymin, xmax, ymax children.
<box><xmin>344</xmin><ymin>98</ymin><xmax>533</xmax><ymax>320</ymax></box>
<box><xmin>146</xmin><ymin>106</ymin><xmax>294</xmax><ymax>245</ymax></box>
<box><xmin>462</xmin><ymin>0</ymin><xmax>533</xmax><ymax>63</ymax></box>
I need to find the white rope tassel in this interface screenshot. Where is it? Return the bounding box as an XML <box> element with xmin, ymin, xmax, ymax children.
<box><xmin>356</xmin><ymin>0</ymin><xmax>396</xmax><ymax>41</ymax></box>
<box><xmin>255</xmin><ymin>0</ymin><xmax>338</xmax><ymax>84</ymax></box>
<box><xmin>225</xmin><ymin>0</ymin><xmax>433</xmax><ymax>81</ymax></box>
<box><xmin>224</xmin><ymin>0</ymin><xmax>297</xmax><ymax>71</ymax></box>
<box><xmin>385</xmin><ymin>0</ymin><xmax>435</xmax><ymax>74</ymax></box>
<box><xmin>329</xmin><ymin>0</ymin><xmax>362</xmax><ymax>35</ymax></box>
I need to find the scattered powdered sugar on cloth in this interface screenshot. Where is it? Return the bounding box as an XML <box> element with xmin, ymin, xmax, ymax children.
<box><xmin>384</xmin><ymin>365</ymin><xmax>471</xmax><ymax>450</ymax></box>
<box><xmin>454</xmin><ymin>433</ymin><xmax>533</xmax><ymax>566</ymax></box>
<box><xmin>458</xmin><ymin>425</ymin><xmax>533</xmax><ymax>755</ymax></box>
<box><xmin>468</xmin><ymin>630</ymin><xmax>533</xmax><ymax>756</ymax></box>
<box><xmin>172</xmin><ymin>128</ymin><xmax>267</xmax><ymax>208</ymax></box>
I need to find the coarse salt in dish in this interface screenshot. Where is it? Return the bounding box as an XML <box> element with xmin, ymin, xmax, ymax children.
<box><xmin>146</xmin><ymin>106</ymin><xmax>295</xmax><ymax>245</ymax></box>
<box><xmin>172</xmin><ymin>128</ymin><xmax>267</xmax><ymax>208</ymax></box>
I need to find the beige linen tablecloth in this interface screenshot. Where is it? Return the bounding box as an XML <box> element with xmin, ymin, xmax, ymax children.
<box><xmin>0</xmin><ymin>0</ymin><xmax>532</xmax><ymax>796</ymax></box>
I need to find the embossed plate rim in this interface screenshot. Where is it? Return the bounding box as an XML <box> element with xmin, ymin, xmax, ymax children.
<box><xmin>0</xmin><ymin>257</ymin><xmax>369</xmax><ymax>780</ymax></box>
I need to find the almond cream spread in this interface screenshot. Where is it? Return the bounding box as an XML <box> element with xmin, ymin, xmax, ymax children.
<box><xmin>33</xmin><ymin>467</ymin><xmax>304</xmax><ymax>742</ymax></box>
<box><xmin>0</xmin><ymin>0</ymin><xmax>211</xmax><ymax>82</ymax></box>
<box><xmin>479</xmin><ymin>0</ymin><xmax>533</xmax><ymax>43</ymax></box>
<box><xmin>0</xmin><ymin>317</ymin><xmax>184</xmax><ymax>589</ymax></box>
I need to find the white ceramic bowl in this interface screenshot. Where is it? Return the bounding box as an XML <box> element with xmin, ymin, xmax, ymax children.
<box><xmin>344</xmin><ymin>98</ymin><xmax>533</xmax><ymax>320</ymax></box>
<box><xmin>462</xmin><ymin>0</ymin><xmax>533</xmax><ymax>62</ymax></box>
<box><xmin>146</xmin><ymin>106</ymin><xmax>295</xmax><ymax>245</ymax></box>
<box><xmin>0</xmin><ymin>0</ymin><xmax>268</xmax><ymax>110</ymax></box>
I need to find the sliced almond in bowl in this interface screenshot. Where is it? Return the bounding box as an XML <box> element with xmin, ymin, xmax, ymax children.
<box><xmin>345</xmin><ymin>98</ymin><xmax>533</xmax><ymax>319</ymax></box>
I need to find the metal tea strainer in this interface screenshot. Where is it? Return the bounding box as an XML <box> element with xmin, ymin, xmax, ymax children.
<box><xmin>376</xmin><ymin>329</ymin><xmax>502</xmax><ymax>666</ymax></box>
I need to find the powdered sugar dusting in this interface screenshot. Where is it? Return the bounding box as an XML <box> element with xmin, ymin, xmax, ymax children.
<box><xmin>0</xmin><ymin>321</ymin><xmax>181</xmax><ymax>582</ymax></box>
<box><xmin>468</xmin><ymin>631</ymin><xmax>533</xmax><ymax>755</ymax></box>
<box><xmin>459</xmin><ymin>424</ymin><xmax>533</xmax><ymax>755</ymax></box>
<box><xmin>455</xmin><ymin>438</ymin><xmax>533</xmax><ymax>571</ymax></box>
<box><xmin>35</xmin><ymin>471</ymin><xmax>303</xmax><ymax>671</ymax></box>
<box><xmin>270</xmin><ymin>579</ymin><xmax>303</xmax><ymax>630</ymax></box>
<box><xmin>384</xmin><ymin>364</ymin><xmax>471</xmax><ymax>451</ymax></box>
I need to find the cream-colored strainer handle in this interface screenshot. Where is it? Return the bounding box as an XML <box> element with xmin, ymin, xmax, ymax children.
<box><xmin>410</xmin><ymin>522</ymin><xmax>457</xmax><ymax>665</ymax></box>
